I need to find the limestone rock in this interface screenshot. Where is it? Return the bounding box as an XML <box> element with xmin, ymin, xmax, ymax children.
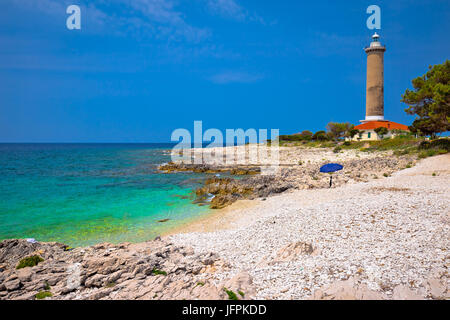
<box><xmin>310</xmin><ymin>278</ymin><xmax>386</xmax><ymax>300</ymax></box>
<box><xmin>392</xmin><ymin>285</ymin><xmax>423</xmax><ymax>300</ymax></box>
<box><xmin>221</xmin><ymin>271</ymin><xmax>255</xmax><ymax>300</ymax></box>
<box><xmin>272</xmin><ymin>242</ymin><xmax>315</xmax><ymax>264</ymax></box>
<box><xmin>0</xmin><ymin>238</ymin><xmax>230</xmax><ymax>300</ymax></box>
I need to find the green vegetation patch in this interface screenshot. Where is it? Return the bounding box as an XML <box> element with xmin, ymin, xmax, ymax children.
<box><xmin>16</xmin><ymin>255</ymin><xmax>44</xmax><ymax>269</ymax></box>
<box><xmin>418</xmin><ymin>149</ymin><xmax>447</xmax><ymax>159</ymax></box>
<box><xmin>333</xmin><ymin>146</ymin><xmax>342</xmax><ymax>153</ymax></box>
<box><xmin>152</xmin><ymin>268</ymin><xmax>167</xmax><ymax>276</ymax></box>
<box><xmin>224</xmin><ymin>288</ymin><xmax>239</xmax><ymax>300</ymax></box>
<box><xmin>35</xmin><ymin>291</ymin><xmax>52</xmax><ymax>300</ymax></box>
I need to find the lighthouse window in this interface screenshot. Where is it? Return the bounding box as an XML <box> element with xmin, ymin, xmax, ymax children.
<box><xmin>368</xmin><ymin>132</ymin><xmax>371</xmax><ymax>139</ymax></box>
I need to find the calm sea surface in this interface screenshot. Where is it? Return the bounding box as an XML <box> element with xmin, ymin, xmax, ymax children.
<box><xmin>0</xmin><ymin>143</ymin><xmax>211</xmax><ymax>246</ymax></box>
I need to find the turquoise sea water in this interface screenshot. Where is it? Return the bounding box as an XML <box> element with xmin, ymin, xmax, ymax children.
<box><xmin>0</xmin><ymin>144</ymin><xmax>211</xmax><ymax>247</ymax></box>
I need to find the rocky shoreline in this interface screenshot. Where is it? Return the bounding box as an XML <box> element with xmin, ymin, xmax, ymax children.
<box><xmin>0</xmin><ymin>238</ymin><xmax>254</xmax><ymax>300</ymax></box>
<box><xmin>169</xmin><ymin>154</ymin><xmax>450</xmax><ymax>300</ymax></box>
<box><xmin>160</xmin><ymin>146</ymin><xmax>417</xmax><ymax>209</ymax></box>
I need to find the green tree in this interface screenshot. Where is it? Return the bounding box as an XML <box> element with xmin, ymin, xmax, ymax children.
<box><xmin>374</xmin><ymin>127</ymin><xmax>388</xmax><ymax>139</ymax></box>
<box><xmin>326</xmin><ymin>122</ymin><xmax>353</xmax><ymax>141</ymax></box>
<box><xmin>349</xmin><ymin>129</ymin><xmax>360</xmax><ymax>140</ymax></box>
<box><xmin>401</xmin><ymin>60</ymin><xmax>450</xmax><ymax>137</ymax></box>
<box><xmin>298</xmin><ymin>130</ymin><xmax>313</xmax><ymax>140</ymax></box>
<box><xmin>312</xmin><ymin>130</ymin><xmax>327</xmax><ymax>141</ymax></box>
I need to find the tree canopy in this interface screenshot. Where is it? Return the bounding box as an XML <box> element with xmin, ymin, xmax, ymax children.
<box><xmin>312</xmin><ymin>130</ymin><xmax>327</xmax><ymax>141</ymax></box>
<box><xmin>401</xmin><ymin>60</ymin><xmax>450</xmax><ymax>137</ymax></box>
<box><xmin>374</xmin><ymin>127</ymin><xmax>388</xmax><ymax>138</ymax></box>
<box><xmin>326</xmin><ymin>122</ymin><xmax>354</xmax><ymax>140</ymax></box>
<box><xmin>349</xmin><ymin>129</ymin><xmax>360</xmax><ymax>139</ymax></box>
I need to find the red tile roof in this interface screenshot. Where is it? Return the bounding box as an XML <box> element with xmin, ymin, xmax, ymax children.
<box><xmin>354</xmin><ymin>121</ymin><xmax>409</xmax><ymax>131</ymax></box>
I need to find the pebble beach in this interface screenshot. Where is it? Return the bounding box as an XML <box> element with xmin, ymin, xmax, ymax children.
<box><xmin>170</xmin><ymin>153</ymin><xmax>450</xmax><ymax>299</ymax></box>
<box><xmin>1</xmin><ymin>150</ymin><xmax>448</xmax><ymax>300</ymax></box>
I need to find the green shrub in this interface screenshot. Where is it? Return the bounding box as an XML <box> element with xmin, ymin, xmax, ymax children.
<box><xmin>333</xmin><ymin>146</ymin><xmax>342</xmax><ymax>153</ymax></box>
<box><xmin>35</xmin><ymin>291</ymin><xmax>52</xmax><ymax>300</ymax></box>
<box><xmin>429</xmin><ymin>138</ymin><xmax>450</xmax><ymax>151</ymax></box>
<box><xmin>418</xmin><ymin>151</ymin><xmax>429</xmax><ymax>159</ymax></box>
<box><xmin>224</xmin><ymin>288</ymin><xmax>238</xmax><ymax>300</ymax></box>
<box><xmin>394</xmin><ymin>149</ymin><xmax>410</xmax><ymax>156</ymax></box>
<box><xmin>418</xmin><ymin>139</ymin><xmax>449</xmax><ymax>152</ymax></box>
<box><xmin>343</xmin><ymin>141</ymin><xmax>351</xmax><ymax>146</ymax></box>
<box><xmin>418</xmin><ymin>141</ymin><xmax>431</xmax><ymax>150</ymax></box>
<box><xmin>16</xmin><ymin>255</ymin><xmax>44</xmax><ymax>269</ymax></box>
<box><xmin>279</xmin><ymin>135</ymin><xmax>303</xmax><ymax>142</ymax></box>
<box><xmin>417</xmin><ymin>149</ymin><xmax>446</xmax><ymax>159</ymax></box>
<box><xmin>151</xmin><ymin>268</ymin><xmax>167</xmax><ymax>276</ymax></box>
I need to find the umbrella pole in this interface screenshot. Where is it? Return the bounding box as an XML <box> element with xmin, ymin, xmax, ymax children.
<box><xmin>329</xmin><ymin>175</ymin><xmax>333</xmax><ymax>188</ymax></box>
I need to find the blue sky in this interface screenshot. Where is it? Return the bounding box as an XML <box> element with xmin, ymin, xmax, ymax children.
<box><xmin>0</xmin><ymin>0</ymin><xmax>449</xmax><ymax>142</ymax></box>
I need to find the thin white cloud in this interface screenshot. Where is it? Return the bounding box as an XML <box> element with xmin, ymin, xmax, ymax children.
<box><xmin>112</xmin><ymin>0</ymin><xmax>211</xmax><ymax>41</ymax></box>
<box><xmin>206</xmin><ymin>0</ymin><xmax>246</xmax><ymax>21</ymax></box>
<box><xmin>8</xmin><ymin>0</ymin><xmax>270</xmax><ymax>42</ymax></box>
<box><xmin>205</xmin><ymin>0</ymin><xmax>267</xmax><ymax>24</ymax></box>
<box><xmin>209</xmin><ymin>71</ymin><xmax>263</xmax><ymax>84</ymax></box>
<box><xmin>9</xmin><ymin>0</ymin><xmax>211</xmax><ymax>43</ymax></box>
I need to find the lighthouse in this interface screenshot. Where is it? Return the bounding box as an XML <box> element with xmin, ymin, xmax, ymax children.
<box><xmin>352</xmin><ymin>33</ymin><xmax>409</xmax><ymax>140</ymax></box>
<box><xmin>363</xmin><ymin>32</ymin><xmax>386</xmax><ymax>122</ymax></box>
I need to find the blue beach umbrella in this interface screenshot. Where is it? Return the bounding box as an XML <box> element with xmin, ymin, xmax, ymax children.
<box><xmin>320</xmin><ymin>163</ymin><xmax>343</xmax><ymax>187</ymax></box>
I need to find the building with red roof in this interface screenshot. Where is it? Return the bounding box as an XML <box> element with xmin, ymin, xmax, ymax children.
<box><xmin>355</xmin><ymin>121</ymin><xmax>409</xmax><ymax>131</ymax></box>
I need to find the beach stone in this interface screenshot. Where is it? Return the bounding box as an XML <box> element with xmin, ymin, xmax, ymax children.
<box><xmin>392</xmin><ymin>285</ymin><xmax>423</xmax><ymax>300</ymax></box>
<box><xmin>197</xmin><ymin>284</ymin><xmax>222</xmax><ymax>300</ymax></box>
<box><xmin>14</xmin><ymin>291</ymin><xmax>37</xmax><ymax>300</ymax></box>
<box><xmin>85</xmin><ymin>274</ymin><xmax>107</xmax><ymax>288</ymax></box>
<box><xmin>4</xmin><ymin>279</ymin><xmax>21</xmax><ymax>291</ymax></box>
<box><xmin>310</xmin><ymin>278</ymin><xmax>385</xmax><ymax>300</ymax></box>
<box><xmin>47</xmin><ymin>273</ymin><xmax>66</xmax><ymax>286</ymax></box>
<box><xmin>222</xmin><ymin>271</ymin><xmax>255</xmax><ymax>300</ymax></box>
<box><xmin>17</xmin><ymin>268</ymin><xmax>33</xmax><ymax>282</ymax></box>
<box><xmin>272</xmin><ymin>242</ymin><xmax>314</xmax><ymax>264</ymax></box>
<box><xmin>426</xmin><ymin>278</ymin><xmax>447</xmax><ymax>298</ymax></box>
